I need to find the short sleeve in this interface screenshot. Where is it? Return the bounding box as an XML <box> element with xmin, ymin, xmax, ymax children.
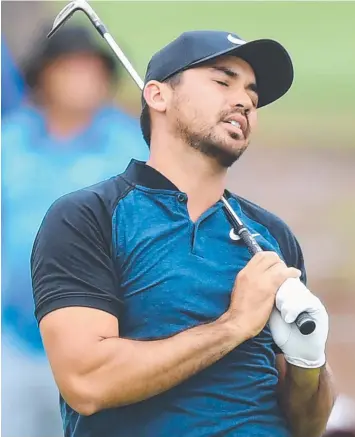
<box><xmin>31</xmin><ymin>189</ymin><xmax>122</xmax><ymax>324</ymax></box>
<box><xmin>279</xmin><ymin>230</ymin><xmax>307</xmax><ymax>287</ymax></box>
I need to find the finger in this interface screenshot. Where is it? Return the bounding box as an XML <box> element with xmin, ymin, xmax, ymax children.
<box><xmin>269</xmin><ymin>308</ymin><xmax>291</xmax><ymax>347</ymax></box>
<box><xmin>280</xmin><ymin>292</ymin><xmax>322</xmax><ymax>324</ymax></box>
<box><xmin>267</xmin><ymin>264</ymin><xmax>301</xmax><ymax>292</ymax></box>
<box><xmin>249</xmin><ymin>251</ymin><xmax>284</xmax><ymax>270</ymax></box>
<box><xmin>266</xmin><ymin>262</ymin><xmax>300</xmax><ymax>278</ymax></box>
<box><xmin>285</xmin><ymin>267</ymin><xmax>302</xmax><ymax>279</ymax></box>
<box><xmin>276</xmin><ymin>278</ymin><xmax>317</xmax><ymax>323</ymax></box>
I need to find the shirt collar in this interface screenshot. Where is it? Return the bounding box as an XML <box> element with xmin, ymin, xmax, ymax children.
<box><xmin>122</xmin><ymin>159</ymin><xmax>234</xmax><ymax>200</ymax></box>
<box><xmin>123</xmin><ymin>159</ymin><xmax>180</xmax><ymax>191</ymax></box>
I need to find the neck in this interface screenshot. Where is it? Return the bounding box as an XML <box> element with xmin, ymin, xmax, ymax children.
<box><xmin>44</xmin><ymin>105</ymin><xmax>95</xmax><ymax>140</ymax></box>
<box><xmin>147</xmin><ymin>132</ymin><xmax>228</xmax><ymax>222</ymax></box>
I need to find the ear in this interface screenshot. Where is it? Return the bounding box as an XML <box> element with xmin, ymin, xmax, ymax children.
<box><xmin>143</xmin><ymin>80</ymin><xmax>168</xmax><ymax>114</ymax></box>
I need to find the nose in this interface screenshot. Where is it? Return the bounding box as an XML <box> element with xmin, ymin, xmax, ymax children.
<box><xmin>235</xmin><ymin>103</ymin><xmax>251</xmax><ymax>117</ymax></box>
<box><xmin>229</xmin><ymin>89</ymin><xmax>253</xmax><ymax>115</ymax></box>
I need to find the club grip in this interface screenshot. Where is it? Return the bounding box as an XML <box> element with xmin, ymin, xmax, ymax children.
<box><xmin>295</xmin><ymin>311</ymin><xmax>316</xmax><ymax>335</ymax></box>
<box><xmin>239</xmin><ymin>228</ymin><xmax>316</xmax><ymax>336</ymax></box>
<box><xmin>221</xmin><ymin>199</ymin><xmax>317</xmax><ymax>337</ymax></box>
<box><xmin>238</xmin><ymin>228</ymin><xmax>262</xmax><ymax>255</ymax></box>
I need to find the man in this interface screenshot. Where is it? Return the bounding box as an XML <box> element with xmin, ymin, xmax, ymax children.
<box><xmin>31</xmin><ymin>30</ymin><xmax>335</xmax><ymax>437</ymax></box>
<box><xmin>2</xmin><ymin>24</ymin><xmax>147</xmax><ymax>437</ymax></box>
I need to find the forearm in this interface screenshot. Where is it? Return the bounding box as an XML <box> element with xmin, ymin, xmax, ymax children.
<box><xmin>279</xmin><ymin>363</ymin><xmax>336</xmax><ymax>437</ymax></box>
<box><xmin>75</xmin><ymin>315</ymin><xmax>244</xmax><ymax>414</ymax></box>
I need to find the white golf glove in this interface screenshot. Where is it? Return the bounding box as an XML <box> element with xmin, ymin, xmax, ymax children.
<box><xmin>269</xmin><ymin>278</ymin><xmax>329</xmax><ymax>369</ymax></box>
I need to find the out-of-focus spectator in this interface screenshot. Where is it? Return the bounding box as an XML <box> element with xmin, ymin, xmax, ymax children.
<box><xmin>1</xmin><ymin>38</ymin><xmax>26</xmax><ymax>117</ymax></box>
<box><xmin>1</xmin><ymin>23</ymin><xmax>148</xmax><ymax>437</ymax></box>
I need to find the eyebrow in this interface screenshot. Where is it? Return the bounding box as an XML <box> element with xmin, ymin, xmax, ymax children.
<box><xmin>210</xmin><ymin>66</ymin><xmax>258</xmax><ymax>95</ymax></box>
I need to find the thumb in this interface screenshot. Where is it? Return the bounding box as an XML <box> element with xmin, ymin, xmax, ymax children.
<box><xmin>269</xmin><ymin>308</ymin><xmax>291</xmax><ymax>349</ymax></box>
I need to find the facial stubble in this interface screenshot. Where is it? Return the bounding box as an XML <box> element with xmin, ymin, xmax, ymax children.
<box><xmin>172</xmin><ymin>96</ymin><xmax>249</xmax><ymax>168</ymax></box>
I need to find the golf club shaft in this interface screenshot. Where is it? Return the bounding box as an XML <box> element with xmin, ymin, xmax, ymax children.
<box><xmin>103</xmin><ymin>34</ymin><xmax>144</xmax><ymax>90</ymax></box>
<box><xmin>222</xmin><ymin>198</ymin><xmax>316</xmax><ymax>335</ymax></box>
<box><xmin>48</xmin><ymin>0</ymin><xmax>316</xmax><ymax>336</ymax></box>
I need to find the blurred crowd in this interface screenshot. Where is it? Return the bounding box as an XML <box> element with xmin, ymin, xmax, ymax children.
<box><xmin>1</xmin><ymin>3</ymin><xmax>354</xmax><ymax>437</ymax></box>
<box><xmin>2</xmin><ymin>10</ymin><xmax>148</xmax><ymax>437</ymax></box>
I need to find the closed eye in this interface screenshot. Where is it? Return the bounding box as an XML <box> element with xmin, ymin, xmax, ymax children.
<box><xmin>215</xmin><ymin>80</ymin><xmax>229</xmax><ymax>87</ymax></box>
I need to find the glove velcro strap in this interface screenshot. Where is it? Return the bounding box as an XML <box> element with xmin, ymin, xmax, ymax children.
<box><xmin>284</xmin><ymin>353</ymin><xmax>326</xmax><ymax>369</ymax></box>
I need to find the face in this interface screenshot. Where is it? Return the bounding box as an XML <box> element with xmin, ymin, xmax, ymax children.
<box><xmin>148</xmin><ymin>56</ymin><xmax>259</xmax><ymax>168</ymax></box>
<box><xmin>39</xmin><ymin>53</ymin><xmax>112</xmax><ymax>112</ymax></box>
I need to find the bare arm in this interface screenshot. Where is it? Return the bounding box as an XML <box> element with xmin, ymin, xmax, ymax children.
<box><xmin>276</xmin><ymin>355</ymin><xmax>336</xmax><ymax>437</ymax></box>
<box><xmin>39</xmin><ymin>252</ymin><xmax>300</xmax><ymax>417</ymax></box>
<box><xmin>32</xmin><ymin>193</ymin><xmax>302</xmax><ymax>418</ymax></box>
<box><xmin>40</xmin><ymin>307</ymin><xmax>244</xmax><ymax>416</ymax></box>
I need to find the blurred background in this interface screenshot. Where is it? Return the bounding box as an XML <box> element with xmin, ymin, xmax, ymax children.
<box><xmin>1</xmin><ymin>1</ymin><xmax>355</xmax><ymax>436</ymax></box>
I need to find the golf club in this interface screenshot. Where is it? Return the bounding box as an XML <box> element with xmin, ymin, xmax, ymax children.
<box><xmin>48</xmin><ymin>0</ymin><xmax>144</xmax><ymax>90</ymax></box>
<box><xmin>47</xmin><ymin>0</ymin><xmax>316</xmax><ymax>336</ymax></box>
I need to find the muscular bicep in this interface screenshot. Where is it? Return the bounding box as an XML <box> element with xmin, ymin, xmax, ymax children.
<box><xmin>40</xmin><ymin>307</ymin><xmax>119</xmax><ymax>391</ymax></box>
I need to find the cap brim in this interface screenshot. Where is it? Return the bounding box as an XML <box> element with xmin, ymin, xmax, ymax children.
<box><xmin>190</xmin><ymin>39</ymin><xmax>294</xmax><ymax>108</ymax></box>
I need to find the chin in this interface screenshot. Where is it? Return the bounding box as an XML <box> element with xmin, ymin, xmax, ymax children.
<box><xmin>184</xmin><ymin>128</ymin><xmax>249</xmax><ymax>167</ymax></box>
<box><xmin>221</xmin><ymin>136</ymin><xmax>249</xmax><ymax>153</ymax></box>
<box><xmin>220</xmin><ymin>139</ymin><xmax>249</xmax><ymax>165</ymax></box>
<box><xmin>206</xmin><ymin>141</ymin><xmax>248</xmax><ymax>168</ymax></box>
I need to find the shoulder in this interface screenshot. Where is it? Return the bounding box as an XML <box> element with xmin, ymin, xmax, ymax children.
<box><xmin>31</xmin><ymin>177</ymin><xmax>129</xmax><ymax>324</ymax></box>
<box><xmin>1</xmin><ymin>104</ymin><xmax>43</xmax><ymax>152</ymax></box>
<box><xmin>235</xmin><ymin>194</ymin><xmax>294</xmax><ymax>241</ymax></box>
<box><xmin>2</xmin><ymin>104</ymin><xmax>41</xmax><ymax>128</ymax></box>
<box><xmin>231</xmin><ymin>193</ymin><xmax>307</xmax><ymax>282</ymax></box>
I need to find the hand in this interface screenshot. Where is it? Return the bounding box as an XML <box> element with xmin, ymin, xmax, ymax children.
<box><xmin>270</xmin><ymin>278</ymin><xmax>329</xmax><ymax>368</ymax></box>
<box><xmin>223</xmin><ymin>252</ymin><xmax>301</xmax><ymax>340</ymax></box>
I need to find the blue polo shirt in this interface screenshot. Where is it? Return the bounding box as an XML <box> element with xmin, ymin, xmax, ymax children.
<box><xmin>31</xmin><ymin>159</ymin><xmax>307</xmax><ymax>437</ymax></box>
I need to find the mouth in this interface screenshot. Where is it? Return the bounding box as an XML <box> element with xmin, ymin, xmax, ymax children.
<box><xmin>223</xmin><ymin>121</ymin><xmax>245</xmax><ymax>139</ymax></box>
<box><xmin>222</xmin><ymin>115</ymin><xmax>248</xmax><ymax>138</ymax></box>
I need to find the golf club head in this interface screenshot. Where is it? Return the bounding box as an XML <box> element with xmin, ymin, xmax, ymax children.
<box><xmin>47</xmin><ymin>1</ymin><xmax>79</xmax><ymax>38</ymax></box>
<box><xmin>47</xmin><ymin>0</ymin><xmax>143</xmax><ymax>89</ymax></box>
<box><xmin>47</xmin><ymin>0</ymin><xmax>103</xmax><ymax>38</ymax></box>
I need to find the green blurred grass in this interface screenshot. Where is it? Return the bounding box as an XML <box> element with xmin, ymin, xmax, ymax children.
<box><xmin>52</xmin><ymin>1</ymin><xmax>355</xmax><ymax>144</ymax></box>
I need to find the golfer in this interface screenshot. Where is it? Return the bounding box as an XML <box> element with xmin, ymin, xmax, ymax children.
<box><xmin>31</xmin><ymin>30</ymin><xmax>335</xmax><ymax>437</ymax></box>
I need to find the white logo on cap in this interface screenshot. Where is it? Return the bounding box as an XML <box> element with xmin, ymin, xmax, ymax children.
<box><xmin>227</xmin><ymin>34</ymin><xmax>246</xmax><ymax>45</ymax></box>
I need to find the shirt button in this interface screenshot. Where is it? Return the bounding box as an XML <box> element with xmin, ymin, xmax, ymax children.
<box><xmin>177</xmin><ymin>193</ymin><xmax>187</xmax><ymax>203</ymax></box>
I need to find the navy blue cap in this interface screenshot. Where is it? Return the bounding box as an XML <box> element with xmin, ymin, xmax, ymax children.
<box><xmin>140</xmin><ymin>30</ymin><xmax>294</xmax><ymax>145</ymax></box>
<box><xmin>142</xmin><ymin>30</ymin><xmax>293</xmax><ymax>108</ymax></box>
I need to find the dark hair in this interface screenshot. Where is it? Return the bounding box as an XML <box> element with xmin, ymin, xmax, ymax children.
<box><xmin>22</xmin><ymin>24</ymin><xmax>118</xmax><ymax>91</ymax></box>
<box><xmin>140</xmin><ymin>72</ymin><xmax>183</xmax><ymax>146</ymax></box>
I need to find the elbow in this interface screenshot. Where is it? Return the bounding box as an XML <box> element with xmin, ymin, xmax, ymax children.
<box><xmin>68</xmin><ymin>399</ymin><xmax>99</xmax><ymax>417</ymax></box>
<box><xmin>60</xmin><ymin>376</ymin><xmax>105</xmax><ymax>416</ymax></box>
